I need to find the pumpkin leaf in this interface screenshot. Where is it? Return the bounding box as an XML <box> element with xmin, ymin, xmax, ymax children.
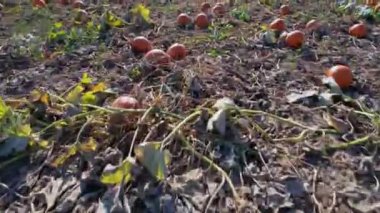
<box><xmin>134</xmin><ymin>142</ymin><xmax>170</xmax><ymax>181</ymax></box>
<box><xmin>103</xmin><ymin>10</ymin><xmax>125</xmax><ymax>28</ymax></box>
<box><xmin>78</xmin><ymin>137</ymin><xmax>97</xmax><ymax>152</ymax></box>
<box><xmin>30</xmin><ymin>89</ymin><xmax>50</xmax><ymax>105</ymax></box>
<box><xmin>81</xmin><ymin>72</ymin><xmax>93</xmax><ymax>85</ymax></box>
<box><xmin>0</xmin><ymin>97</ymin><xmax>10</xmax><ymax>120</ymax></box>
<box><xmin>131</xmin><ymin>3</ymin><xmax>151</xmax><ymax>23</ymax></box>
<box><xmin>51</xmin><ymin>145</ymin><xmax>78</xmax><ymax>167</ymax></box>
<box><xmin>65</xmin><ymin>85</ymin><xmax>85</xmax><ymax>104</ymax></box>
<box><xmin>81</xmin><ymin>92</ymin><xmax>97</xmax><ymax>105</ymax></box>
<box><xmin>100</xmin><ymin>157</ymin><xmax>135</xmax><ymax>184</ymax></box>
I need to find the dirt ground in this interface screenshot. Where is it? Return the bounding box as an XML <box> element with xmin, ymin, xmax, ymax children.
<box><xmin>0</xmin><ymin>1</ymin><xmax>380</xmax><ymax>212</ymax></box>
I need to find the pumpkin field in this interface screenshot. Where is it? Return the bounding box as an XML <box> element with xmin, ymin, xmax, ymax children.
<box><xmin>1</xmin><ymin>0</ymin><xmax>380</xmax><ymax>212</ymax></box>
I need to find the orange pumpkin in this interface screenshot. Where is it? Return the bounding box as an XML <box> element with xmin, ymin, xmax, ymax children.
<box><xmin>306</xmin><ymin>19</ymin><xmax>321</xmax><ymax>32</ymax></box>
<box><xmin>285</xmin><ymin>30</ymin><xmax>305</xmax><ymax>48</ymax></box>
<box><xmin>325</xmin><ymin>65</ymin><xmax>353</xmax><ymax>88</ymax></box>
<box><xmin>194</xmin><ymin>13</ymin><xmax>209</xmax><ymax>29</ymax></box>
<box><xmin>177</xmin><ymin>13</ymin><xmax>192</xmax><ymax>27</ymax></box>
<box><xmin>349</xmin><ymin>23</ymin><xmax>367</xmax><ymax>38</ymax></box>
<box><xmin>167</xmin><ymin>43</ymin><xmax>187</xmax><ymax>60</ymax></box>
<box><xmin>112</xmin><ymin>96</ymin><xmax>139</xmax><ymax>109</ymax></box>
<box><xmin>144</xmin><ymin>49</ymin><xmax>171</xmax><ymax>67</ymax></box>
<box><xmin>131</xmin><ymin>36</ymin><xmax>153</xmax><ymax>54</ymax></box>
<box><xmin>72</xmin><ymin>0</ymin><xmax>84</xmax><ymax>8</ymax></box>
<box><xmin>32</xmin><ymin>0</ymin><xmax>47</xmax><ymax>8</ymax></box>
<box><xmin>280</xmin><ymin>5</ymin><xmax>291</xmax><ymax>16</ymax></box>
<box><xmin>269</xmin><ymin>18</ymin><xmax>286</xmax><ymax>32</ymax></box>
<box><xmin>201</xmin><ymin>2</ymin><xmax>211</xmax><ymax>13</ymax></box>
<box><xmin>212</xmin><ymin>3</ymin><xmax>225</xmax><ymax>17</ymax></box>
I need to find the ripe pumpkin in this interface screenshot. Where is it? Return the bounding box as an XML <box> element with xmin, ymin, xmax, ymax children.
<box><xmin>349</xmin><ymin>23</ymin><xmax>367</xmax><ymax>38</ymax></box>
<box><xmin>131</xmin><ymin>36</ymin><xmax>153</xmax><ymax>54</ymax></box>
<box><xmin>306</xmin><ymin>19</ymin><xmax>321</xmax><ymax>32</ymax></box>
<box><xmin>144</xmin><ymin>49</ymin><xmax>171</xmax><ymax>67</ymax></box>
<box><xmin>212</xmin><ymin>3</ymin><xmax>225</xmax><ymax>17</ymax></box>
<box><xmin>325</xmin><ymin>65</ymin><xmax>353</xmax><ymax>88</ymax></box>
<box><xmin>285</xmin><ymin>30</ymin><xmax>305</xmax><ymax>48</ymax></box>
<box><xmin>280</xmin><ymin>5</ymin><xmax>291</xmax><ymax>16</ymax></box>
<box><xmin>72</xmin><ymin>0</ymin><xmax>84</xmax><ymax>8</ymax></box>
<box><xmin>32</xmin><ymin>0</ymin><xmax>47</xmax><ymax>8</ymax></box>
<box><xmin>167</xmin><ymin>43</ymin><xmax>187</xmax><ymax>60</ymax></box>
<box><xmin>112</xmin><ymin>95</ymin><xmax>139</xmax><ymax>109</ymax></box>
<box><xmin>201</xmin><ymin>2</ymin><xmax>211</xmax><ymax>13</ymax></box>
<box><xmin>194</xmin><ymin>13</ymin><xmax>209</xmax><ymax>29</ymax></box>
<box><xmin>269</xmin><ymin>18</ymin><xmax>286</xmax><ymax>32</ymax></box>
<box><xmin>177</xmin><ymin>13</ymin><xmax>192</xmax><ymax>27</ymax></box>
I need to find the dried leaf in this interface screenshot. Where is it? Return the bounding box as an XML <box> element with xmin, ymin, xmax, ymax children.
<box><xmin>323</xmin><ymin>112</ymin><xmax>351</xmax><ymax>134</ymax></box>
<box><xmin>30</xmin><ymin>90</ymin><xmax>50</xmax><ymax>105</ymax></box>
<box><xmin>134</xmin><ymin>142</ymin><xmax>170</xmax><ymax>181</ymax></box>
<box><xmin>286</xmin><ymin>90</ymin><xmax>319</xmax><ymax>104</ymax></box>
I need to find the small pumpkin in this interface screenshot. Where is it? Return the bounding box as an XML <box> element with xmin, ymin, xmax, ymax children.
<box><xmin>269</xmin><ymin>18</ymin><xmax>286</xmax><ymax>32</ymax></box>
<box><xmin>177</xmin><ymin>13</ymin><xmax>192</xmax><ymax>27</ymax></box>
<box><xmin>32</xmin><ymin>0</ymin><xmax>47</xmax><ymax>8</ymax></box>
<box><xmin>349</xmin><ymin>23</ymin><xmax>367</xmax><ymax>38</ymax></box>
<box><xmin>306</xmin><ymin>19</ymin><xmax>321</xmax><ymax>32</ymax></box>
<box><xmin>280</xmin><ymin>4</ymin><xmax>291</xmax><ymax>16</ymax></box>
<box><xmin>194</xmin><ymin>13</ymin><xmax>209</xmax><ymax>29</ymax></box>
<box><xmin>144</xmin><ymin>49</ymin><xmax>171</xmax><ymax>67</ymax></box>
<box><xmin>325</xmin><ymin>65</ymin><xmax>353</xmax><ymax>88</ymax></box>
<box><xmin>212</xmin><ymin>3</ymin><xmax>225</xmax><ymax>17</ymax></box>
<box><xmin>112</xmin><ymin>95</ymin><xmax>140</xmax><ymax>109</ymax></box>
<box><xmin>201</xmin><ymin>2</ymin><xmax>211</xmax><ymax>13</ymax></box>
<box><xmin>285</xmin><ymin>30</ymin><xmax>305</xmax><ymax>48</ymax></box>
<box><xmin>131</xmin><ymin>36</ymin><xmax>153</xmax><ymax>54</ymax></box>
<box><xmin>167</xmin><ymin>43</ymin><xmax>187</xmax><ymax>60</ymax></box>
<box><xmin>72</xmin><ymin>0</ymin><xmax>84</xmax><ymax>8</ymax></box>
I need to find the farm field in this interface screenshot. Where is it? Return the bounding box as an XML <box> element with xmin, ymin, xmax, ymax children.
<box><xmin>1</xmin><ymin>0</ymin><xmax>380</xmax><ymax>212</ymax></box>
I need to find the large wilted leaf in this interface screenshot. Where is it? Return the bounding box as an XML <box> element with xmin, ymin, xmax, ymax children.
<box><xmin>134</xmin><ymin>142</ymin><xmax>170</xmax><ymax>181</ymax></box>
<box><xmin>100</xmin><ymin>157</ymin><xmax>135</xmax><ymax>185</ymax></box>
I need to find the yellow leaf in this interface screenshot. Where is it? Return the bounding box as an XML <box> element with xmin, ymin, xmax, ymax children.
<box><xmin>131</xmin><ymin>4</ymin><xmax>151</xmax><ymax>22</ymax></box>
<box><xmin>51</xmin><ymin>145</ymin><xmax>78</xmax><ymax>167</ymax></box>
<box><xmin>81</xmin><ymin>72</ymin><xmax>93</xmax><ymax>85</ymax></box>
<box><xmin>78</xmin><ymin>137</ymin><xmax>97</xmax><ymax>152</ymax></box>
<box><xmin>65</xmin><ymin>85</ymin><xmax>85</xmax><ymax>103</ymax></box>
<box><xmin>90</xmin><ymin>82</ymin><xmax>107</xmax><ymax>93</ymax></box>
<box><xmin>0</xmin><ymin>97</ymin><xmax>10</xmax><ymax>119</ymax></box>
<box><xmin>100</xmin><ymin>157</ymin><xmax>135</xmax><ymax>184</ymax></box>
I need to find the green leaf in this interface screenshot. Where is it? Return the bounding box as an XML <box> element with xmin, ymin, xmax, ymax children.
<box><xmin>81</xmin><ymin>92</ymin><xmax>97</xmax><ymax>105</ymax></box>
<box><xmin>100</xmin><ymin>157</ymin><xmax>135</xmax><ymax>184</ymax></box>
<box><xmin>54</xmin><ymin>22</ymin><xmax>63</xmax><ymax>29</ymax></box>
<box><xmin>81</xmin><ymin>72</ymin><xmax>93</xmax><ymax>85</ymax></box>
<box><xmin>65</xmin><ymin>85</ymin><xmax>85</xmax><ymax>103</ymax></box>
<box><xmin>51</xmin><ymin>145</ymin><xmax>78</xmax><ymax>167</ymax></box>
<box><xmin>0</xmin><ymin>97</ymin><xmax>10</xmax><ymax>120</ymax></box>
<box><xmin>134</xmin><ymin>142</ymin><xmax>170</xmax><ymax>181</ymax></box>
